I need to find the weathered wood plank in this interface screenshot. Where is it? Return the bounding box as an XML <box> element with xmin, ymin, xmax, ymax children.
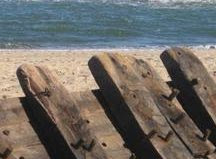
<box><xmin>89</xmin><ymin>53</ymin><xmax>195</xmax><ymax>159</ymax></box>
<box><xmin>114</xmin><ymin>53</ymin><xmax>215</xmax><ymax>157</ymax></box>
<box><xmin>0</xmin><ymin>99</ymin><xmax>50</xmax><ymax>159</ymax></box>
<box><xmin>161</xmin><ymin>47</ymin><xmax>216</xmax><ymax>146</ymax></box>
<box><xmin>12</xmin><ymin>145</ymin><xmax>49</xmax><ymax>159</ymax></box>
<box><xmin>0</xmin><ymin>122</ymin><xmax>41</xmax><ymax>148</ymax></box>
<box><xmin>71</xmin><ymin>90</ymin><xmax>132</xmax><ymax>159</ymax></box>
<box><xmin>17</xmin><ymin>64</ymin><xmax>131</xmax><ymax>159</ymax></box>
<box><xmin>0</xmin><ymin>90</ymin><xmax>132</xmax><ymax>159</ymax></box>
<box><xmin>0</xmin><ymin>98</ymin><xmax>29</xmax><ymax>127</ymax></box>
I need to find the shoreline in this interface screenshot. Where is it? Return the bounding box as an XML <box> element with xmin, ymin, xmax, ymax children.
<box><xmin>0</xmin><ymin>46</ymin><xmax>215</xmax><ymax>52</ymax></box>
<box><xmin>0</xmin><ymin>48</ymin><xmax>216</xmax><ymax>99</ymax></box>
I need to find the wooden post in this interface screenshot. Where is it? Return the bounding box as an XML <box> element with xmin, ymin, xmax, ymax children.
<box><xmin>89</xmin><ymin>53</ymin><xmax>195</xmax><ymax>159</ymax></box>
<box><xmin>161</xmin><ymin>47</ymin><xmax>216</xmax><ymax>146</ymax></box>
<box><xmin>16</xmin><ymin>64</ymin><xmax>131</xmax><ymax>159</ymax></box>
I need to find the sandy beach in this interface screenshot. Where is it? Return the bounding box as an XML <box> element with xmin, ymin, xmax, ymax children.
<box><xmin>0</xmin><ymin>48</ymin><xmax>216</xmax><ymax>99</ymax></box>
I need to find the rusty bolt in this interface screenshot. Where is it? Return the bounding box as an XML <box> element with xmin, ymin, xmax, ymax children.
<box><xmin>70</xmin><ymin>138</ymin><xmax>84</xmax><ymax>149</ymax></box>
<box><xmin>147</xmin><ymin>130</ymin><xmax>157</xmax><ymax>139</ymax></box>
<box><xmin>167</xmin><ymin>89</ymin><xmax>179</xmax><ymax>101</ymax></box>
<box><xmin>158</xmin><ymin>131</ymin><xmax>173</xmax><ymax>142</ymax></box>
<box><xmin>2</xmin><ymin>148</ymin><xmax>12</xmax><ymax>159</ymax></box>
<box><xmin>82</xmin><ymin>139</ymin><xmax>95</xmax><ymax>151</ymax></box>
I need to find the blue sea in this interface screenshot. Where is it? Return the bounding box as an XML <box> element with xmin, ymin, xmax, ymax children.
<box><xmin>0</xmin><ymin>0</ymin><xmax>216</xmax><ymax>49</ymax></box>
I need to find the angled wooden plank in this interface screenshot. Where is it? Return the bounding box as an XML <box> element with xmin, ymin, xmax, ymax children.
<box><xmin>112</xmin><ymin>53</ymin><xmax>215</xmax><ymax>158</ymax></box>
<box><xmin>71</xmin><ymin>90</ymin><xmax>132</xmax><ymax>159</ymax></box>
<box><xmin>0</xmin><ymin>98</ymin><xmax>50</xmax><ymax>159</ymax></box>
<box><xmin>0</xmin><ymin>91</ymin><xmax>132</xmax><ymax>159</ymax></box>
<box><xmin>17</xmin><ymin>64</ymin><xmax>131</xmax><ymax>159</ymax></box>
<box><xmin>89</xmin><ymin>53</ymin><xmax>194</xmax><ymax>159</ymax></box>
<box><xmin>161</xmin><ymin>47</ymin><xmax>216</xmax><ymax>146</ymax></box>
<box><xmin>12</xmin><ymin>145</ymin><xmax>49</xmax><ymax>159</ymax></box>
<box><xmin>0</xmin><ymin>122</ymin><xmax>41</xmax><ymax>148</ymax></box>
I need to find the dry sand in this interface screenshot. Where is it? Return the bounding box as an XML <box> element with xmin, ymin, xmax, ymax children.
<box><xmin>0</xmin><ymin>48</ymin><xmax>216</xmax><ymax>99</ymax></box>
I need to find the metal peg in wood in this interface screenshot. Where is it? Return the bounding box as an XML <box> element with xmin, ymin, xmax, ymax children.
<box><xmin>170</xmin><ymin>113</ymin><xmax>185</xmax><ymax>124</ymax></box>
<box><xmin>0</xmin><ymin>148</ymin><xmax>12</xmax><ymax>159</ymax></box>
<box><xmin>166</xmin><ymin>89</ymin><xmax>180</xmax><ymax>101</ymax></box>
<box><xmin>82</xmin><ymin>139</ymin><xmax>95</xmax><ymax>151</ymax></box>
<box><xmin>70</xmin><ymin>139</ymin><xmax>84</xmax><ymax>149</ymax></box>
<box><xmin>34</xmin><ymin>88</ymin><xmax>51</xmax><ymax>97</ymax></box>
<box><xmin>158</xmin><ymin>131</ymin><xmax>173</xmax><ymax>142</ymax></box>
<box><xmin>147</xmin><ymin>130</ymin><xmax>157</xmax><ymax>139</ymax></box>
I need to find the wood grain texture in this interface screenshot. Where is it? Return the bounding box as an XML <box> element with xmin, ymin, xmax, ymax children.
<box><xmin>0</xmin><ymin>97</ymin><xmax>49</xmax><ymax>159</ymax></box>
<box><xmin>71</xmin><ymin>90</ymin><xmax>132</xmax><ymax>159</ymax></box>
<box><xmin>161</xmin><ymin>48</ymin><xmax>216</xmax><ymax>146</ymax></box>
<box><xmin>0</xmin><ymin>122</ymin><xmax>41</xmax><ymax>148</ymax></box>
<box><xmin>89</xmin><ymin>53</ymin><xmax>195</xmax><ymax>159</ymax></box>
<box><xmin>0</xmin><ymin>98</ymin><xmax>29</xmax><ymax>127</ymax></box>
<box><xmin>0</xmin><ymin>90</ymin><xmax>132</xmax><ymax>159</ymax></box>
<box><xmin>17</xmin><ymin>64</ymin><xmax>131</xmax><ymax>159</ymax></box>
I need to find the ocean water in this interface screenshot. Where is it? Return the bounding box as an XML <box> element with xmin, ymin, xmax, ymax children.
<box><xmin>0</xmin><ymin>0</ymin><xmax>216</xmax><ymax>49</ymax></box>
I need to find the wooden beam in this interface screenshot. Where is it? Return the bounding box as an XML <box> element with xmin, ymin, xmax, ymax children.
<box><xmin>0</xmin><ymin>122</ymin><xmax>41</xmax><ymax>147</ymax></box>
<box><xmin>161</xmin><ymin>48</ymin><xmax>216</xmax><ymax>146</ymax></box>
<box><xmin>0</xmin><ymin>97</ymin><xmax>51</xmax><ymax>159</ymax></box>
<box><xmin>16</xmin><ymin>64</ymin><xmax>131</xmax><ymax>159</ymax></box>
<box><xmin>89</xmin><ymin>53</ymin><xmax>195</xmax><ymax>159</ymax></box>
<box><xmin>12</xmin><ymin>145</ymin><xmax>49</xmax><ymax>159</ymax></box>
<box><xmin>0</xmin><ymin>90</ymin><xmax>132</xmax><ymax>159</ymax></box>
<box><xmin>0</xmin><ymin>98</ymin><xmax>29</xmax><ymax>127</ymax></box>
